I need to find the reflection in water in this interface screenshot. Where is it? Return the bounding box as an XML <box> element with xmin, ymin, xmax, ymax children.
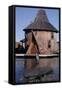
<box><xmin>15</xmin><ymin>58</ymin><xmax>25</xmax><ymax>83</ymax></box>
<box><xmin>15</xmin><ymin>57</ymin><xmax>59</xmax><ymax>83</ymax></box>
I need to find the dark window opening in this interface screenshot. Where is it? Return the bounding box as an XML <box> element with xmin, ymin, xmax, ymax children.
<box><xmin>48</xmin><ymin>40</ymin><xmax>51</xmax><ymax>48</ymax></box>
<box><xmin>51</xmin><ymin>32</ymin><xmax>54</xmax><ymax>39</ymax></box>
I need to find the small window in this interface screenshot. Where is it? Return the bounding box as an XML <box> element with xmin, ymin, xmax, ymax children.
<box><xmin>51</xmin><ymin>32</ymin><xmax>54</xmax><ymax>39</ymax></box>
<box><xmin>48</xmin><ymin>40</ymin><xmax>51</xmax><ymax>48</ymax></box>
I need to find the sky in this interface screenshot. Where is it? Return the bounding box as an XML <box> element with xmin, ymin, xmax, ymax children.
<box><xmin>15</xmin><ymin>7</ymin><xmax>59</xmax><ymax>42</ymax></box>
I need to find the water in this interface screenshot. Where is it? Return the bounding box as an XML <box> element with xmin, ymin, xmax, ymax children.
<box><xmin>15</xmin><ymin>58</ymin><xmax>25</xmax><ymax>83</ymax></box>
<box><xmin>15</xmin><ymin>57</ymin><xmax>59</xmax><ymax>83</ymax></box>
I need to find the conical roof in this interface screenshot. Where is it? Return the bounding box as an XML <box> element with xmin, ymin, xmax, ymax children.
<box><xmin>23</xmin><ymin>9</ymin><xmax>58</xmax><ymax>33</ymax></box>
<box><xmin>34</xmin><ymin>9</ymin><xmax>49</xmax><ymax>22</ymax></box>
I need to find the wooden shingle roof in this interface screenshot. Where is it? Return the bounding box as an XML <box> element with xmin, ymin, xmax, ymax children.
<box><xmin>23</xmin><ymin>9</ymin><xmax>58</xmax><ymax>33</ymax></box>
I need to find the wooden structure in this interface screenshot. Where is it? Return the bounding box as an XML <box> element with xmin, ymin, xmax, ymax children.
<box><xmin>15</xmin><ymin>42</ymin><xmax>22</xmax><ymax>48</ymax></box>
<box><xmin>20</xmin><ymin>38</ymin><xmax>26</xmax><ymax>48</ymax></box>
